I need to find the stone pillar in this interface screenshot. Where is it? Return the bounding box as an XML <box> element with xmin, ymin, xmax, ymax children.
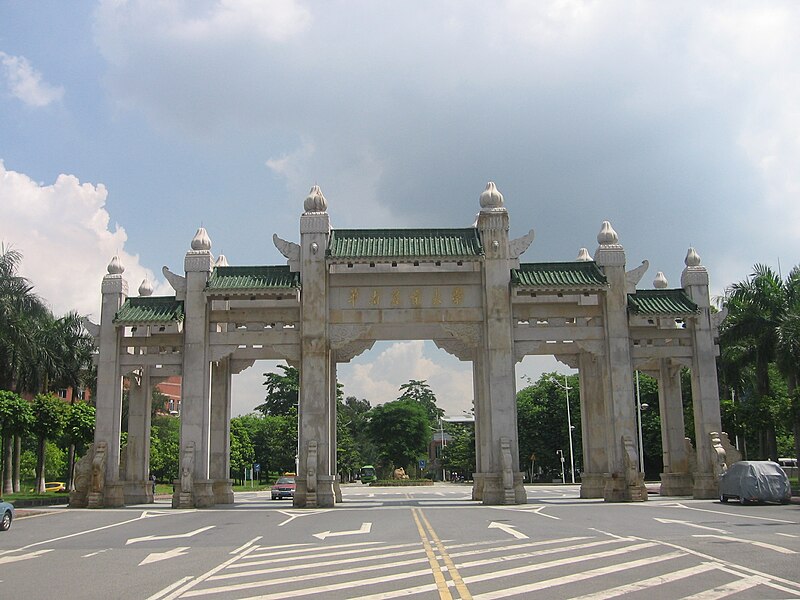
<box><xmin>294</xmin><ymin>186</ymin><xmax>335</xmax><ymax>508</ymax></box>
<box><xmin>92</xmin><ymin>255</ymin><xmax>128</xmax><ymax>508</ymax></box>
<box><xmin>594</xmin><ymin>222</ymin><xmax>645</xmax><ymax>501</ymax></box>
<box><xmin>210</xmin><ymin>357</ymin><xmax>234</xmax><ymax>504</ymax></box>
<box><xmin>331</xmin><ymin>357</ymin><xmax>342</xmax><ymax>502</ymax></box>
<box><xmin>123</xmin><ymin>367</ymin><xmax>154</xmax><ymax>504</ymax></box>
<box><xmin>578</xmin><ymin>352</ymin><xmax>607</xmax><ymax>498</ymax></box>
<box><xmin>475</xmin><ymin>183</ymin><xmax>525</xmax><ymax>505</ymax></box>
<box><xmin>681</xmin><ymin>248</ymin><xmax>724</xmax><ymax>499</ymax></box>
<box><xmin>471</xmin><ymin>352</ymin><xmax>488</xmax><ymax>501</ymax></box>
<box><xmin>656</xmin><ymin>360</ymin><xmax>693</xmax><ymax>496</ymax></box>
<box><xmin>174</xmin><ymin>227</ymin><xmax>214</xmax><ymax>508</ymax></box>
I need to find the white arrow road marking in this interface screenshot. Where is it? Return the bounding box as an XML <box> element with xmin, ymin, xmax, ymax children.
<box><xmin>139</xmin><ymin>546</ymin><xmax>190</xmax><ymax>565</ymax></box>
<box><xmin>277</xmin><ymin>509</ymin><xmax>331</xmax><ymax>527</ymax></box>
<box><xmin>488</xmin><ymin>521</ymin><xmax>529</xmax><ymax>539</ymax></box>
<box><xmin>82</xmin><ymin>548</ymin><xmax>112</xmax><ymax>558</ymax></box>
<box><xmin>693</xmin><ymin>534</ymin><xmax>797</xmax><ymax>554</ymax></box>
<box><xmin>126</xmin><ymin>525</ymin><xmax>215</xmax><ymax>545</ymax></box>
<box><xmin>313</xmin><ymin>522</ymin><xmax>372</xmax><ymax>540</ymax></box>
<box><xmin>654</xmin><ymin>518</ymin><xmax>731</xmax><ymax>534</ymax></box>
<box><xmin>0</xmin><ymin>549</ymin><xmax>54</xmax><ymax>564</ymax></box>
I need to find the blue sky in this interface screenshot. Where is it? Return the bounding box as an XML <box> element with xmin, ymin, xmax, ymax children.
<box><xmin>2</xmin><ymin>1</ymin><xmax>799</xmax><ymax>416</ymax></box>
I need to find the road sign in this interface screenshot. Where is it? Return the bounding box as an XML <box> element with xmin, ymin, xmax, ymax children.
<box><xmin>419</xmin><ymin>459</ymin><xmax>426</xmax><ymax>469</ymax></box>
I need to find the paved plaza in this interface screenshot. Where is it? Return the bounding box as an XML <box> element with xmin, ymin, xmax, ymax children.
<box><xmin>3</xmin><ymin>484</ymin><xmax>799</xmax><ymax>599</ymax></box>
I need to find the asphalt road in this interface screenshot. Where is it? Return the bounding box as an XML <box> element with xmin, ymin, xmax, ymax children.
<box><xmin>2</xmin><ymin>484</ymin><xmax>799</xmax><ymax>599</ymax></box>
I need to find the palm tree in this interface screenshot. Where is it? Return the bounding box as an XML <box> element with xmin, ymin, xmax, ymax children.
<box><xmin>721</xmin><ymin>264</ymin><xmax>798</xmax><ymax>460</ymax></box>
<box><xmin>776</xmin><ymin>266</ymin><xmax>800</xmax><ymax>466</ymax></box>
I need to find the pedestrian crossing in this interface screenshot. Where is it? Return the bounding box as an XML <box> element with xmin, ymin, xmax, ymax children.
<box><xmin>152</xmin><ymin>534</ymin><xmax>800</xmax><ymax>600</ymax></box>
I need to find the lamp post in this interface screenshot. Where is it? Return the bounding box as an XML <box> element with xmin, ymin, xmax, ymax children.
<box><xmin>551</xmin><ymin>375</ymin><xmax>576</xmax><ymax>484</ymax></box>
<box><xmin>635</xmin><ymin>371</ymin><xmax>648</xmax><ymax>474</ymax></box>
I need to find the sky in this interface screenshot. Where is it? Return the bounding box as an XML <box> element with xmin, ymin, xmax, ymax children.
<box><xmin>2</xmin><ymin>1</ymin><xmax>799</xmax><ymax>417</ymax></box>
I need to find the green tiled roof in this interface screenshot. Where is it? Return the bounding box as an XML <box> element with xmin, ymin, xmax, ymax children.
<box><xmin>115</xmin><ymin>297</ymin><xmax>184</xmax><ymax>324</ymax></box>
<box><xmin>328</xmin><ymin>228</ymin><xmax>484</xmax><ymax>259</ymax></box>
<box><xmin>628</xmin><ymin>289</ymin><xmax>698</xmax><ymax>316</ymax></box>
<box><xmin>512</xmin><ymin>262</ymin><xmax>607</xmax><ymax>288</ymax></box>
<box><xmin>206</xmin><ymin>266</ymin><xmax>300</xmax><ymax>291</ymax></box>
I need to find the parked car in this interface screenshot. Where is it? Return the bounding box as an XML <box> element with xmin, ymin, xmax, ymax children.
<box><xmin>1</xmin><ymin>499</ymin><xmax>14</xmax><ymax>531</ymax></box>
<box><xmin>270</xmin><ymin>476</ymin><xmax>296</xmax><ymax>500</ymax></box>
<box><xmin>45</xmin><ymin>482</ymin><xmax>66</xmax><ymax>492</ymax></box>
<box><xmin>719</xmin><ymin>460</ymin><xmax>791</xmax><ymax>505</ymax></box>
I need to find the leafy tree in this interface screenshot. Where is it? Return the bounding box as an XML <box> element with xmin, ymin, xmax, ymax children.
<box><xmin>230</xmin><ymin>417</ymin><xmax>256</xmax><ymax>483</ymax></box>
<box><xmin>397</xmin><ymin>380</ymin><xmax>444</xmax><ymax>426</ymax></box>
<box><xmin>367</xmin><ymin>399</ymin><xmax>431</xmax><ymax>471</ymax></box>
<box><xmin>150</xmin><ymin>414</ymin><xmax>180</xmax><ymax>483</ymax></box>
<box><xmin>440</xmin><ymin>422</ymin><xmax>475</xmax><ymax>478</ymax></box>
<box><xmin>30</xmin><ymin>393</ymin><xmax>66</xmax><ymax>493</ymax></box>
<box><xmin>62</xmin><ymin>401</ymin><xmax>95</xmax><ymax>490</ymax></box>
<box><xmin>236</xmin><ymin>412</ymin><xmax>298</xmax><ymax>477</ymax></box>
<box><xmin>337</xmin><ymin>396</ymin><xmax>376</xmax><ymax>479</ymax></box>
<box><xmin>0</xmin><ymin>390</ymin><xmax>33</xmax><ymax>495</ymax></box>
<box><xmin>257</xmin><ymin>365</ymin><xmax>299</xmax><ymax>416</ymax></box>
<box><xmin>517</xmin><ymin>373</ymin><xmax>582</xmax><ymax>481</ymax></box>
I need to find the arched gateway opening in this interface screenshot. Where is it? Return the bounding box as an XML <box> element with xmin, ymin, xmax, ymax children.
<box><xmin>76</xmin><ymin>182</ymin><xmax>731</xmax><ymax>510</ymax></box>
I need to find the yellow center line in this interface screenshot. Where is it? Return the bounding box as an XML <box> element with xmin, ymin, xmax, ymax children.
<box><xmin>416</xmin><ymin>508</ymin><xmax>473</xmax><ymax>600</ymax></box>
<box><xmin>411</xmin><ymin>508</ymin><xmax>452</xmax><ymax>600</ymax></box>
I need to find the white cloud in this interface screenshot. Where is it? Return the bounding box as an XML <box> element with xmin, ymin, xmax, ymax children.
<box><xmin>0</xmin><ymin>161</ymin><xmax>168</xmax><ymax>319</ymax></box>
<box><xmin>0</xmin><ymin>51</ymin><xmax>64</xmax><ymax>107</ymax></box>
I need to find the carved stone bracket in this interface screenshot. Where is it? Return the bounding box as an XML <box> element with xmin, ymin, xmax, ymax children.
<box><xmin>230</xmin><ymin>359</ymin><xmax>257</xmax><ymax>375</ymax></box>
<box><xmin>711</xmin><ymin>307</ymin><xmax>728</xmax><ymax>332</ymax></box>
<box><xmin>162</xmin><ymin>266</ymin><xmax>187</xmax><ymax>295</ymax></box>
<box><xmin>575</xmin><ymin>340</ymin><xmax>605</xmax><ymax>356</ymax></box>
<box><xmin>329</xmin><ymin>325</ymin><xmax>371</xmax><ymax>349</ymax></box>
<box><xmin>433</xmin><ymin>338</ymin><xmax>475</xmax><ymax>361</ymax></box>
<box><xmin>509</xmin><ymin>228</ymin><xmax>535</xmax><ymax>259</ymax></box>
<box><xmin>210</xmin><ymin>344</ymin><xmax>238</xmax><ymax>363</ymax></box>
<box><xmin>81</xmin><ymin>317</ymin><xmax>100</xmax><ymax>341</ymax></box>
<box><xmin>625</xmin><ymin>260</ymin><xmax>649</xmax><ymax>293</ymax></box>
<box><xmin>273</xmin><ymin>233</ymin><xmax>301</xmax><ymax>272</ymax></box>
<box><xmin>514</xmin><ymin>340</ymin><xmax>543</xmax><ymax>362</ymax></box>
<box><xmin>554</xmin><ymin>354</ymin><xmax>579</xmax><ymax>369</ymax></box>
<box><xmin>272</xmin><ymin>345</ymin><xmax>301</xmax><ymax>365</ymax></box>
<box><xmin>335</xmin><ymin>340</ymin><xmax>376</xmax><ymax>363</ymax></box>
<box><xmin>441</xmin><ymin>323</ymin><xmax>482</xmax><ymax>347</ymax></box>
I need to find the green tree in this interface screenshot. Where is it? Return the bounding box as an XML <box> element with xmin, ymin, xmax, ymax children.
<box><xmin>230</xmin><ymin>417</ymin><xmax>256</xmax><ymax>483</ymax></box>
<box><xmin>367</xmin><ymin>399</ymin><xmax>431</xmax><ymax>472</ymax></box>
<box><xmin>150</xmin><ymin>414</ymin><xmax>180</xmax><ymax>483</ymax></box>
<box><xmin>0</xmin><ymin>390</ymin><xmax>33</xmax><ymax>495</ymax></box>
<box><xmin>257</xmin><ymin>365</ymin><xmax>299</xmax><ymax>416</ymax></box>
<box><xmin>337</xmin><ymin>396</ymin><xmax>376</xmax><ymax>479</ymax></box>
<box><xmin>30</xmin><ymin>393</ymin><xmax>66</xmax><ymax>493</ymax></box>
<box><xmin>440</xmin><ymin>422</ymin><xmax>475</xmax><ymax>479</ymax></box>
<box><xmin>62</xmin><ymin>401</ymin><xmax>95</xmax><ymax>490</ymax></box>
<box><xmin>397</xmin><ymin>380</ymin><xmax>444</xmax><ymax>426</ymax></box>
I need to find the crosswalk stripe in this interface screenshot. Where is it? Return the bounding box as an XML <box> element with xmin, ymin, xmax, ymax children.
<box><xmin>457</xmin><ymin>538</ymin><xmax>643</xmax><ymax>570</ymax></box>
<box><xmin>209</xmin><ymin>546</ymin><xmax>426</xmax><ymax>581</ymax></box>
<box><xmin>231</xmin><ymin>542</ymin><xmax>417</xmax><ymax>569</ymax></box>
<box><xmin>446</xmin><ymin>536</ymin><xmax>593</xmax><ymax>559</ymax></box>
<box><xmin>570</xmin><ymin>562</ymin><xmax>720</xmax><ymax>599</ymax></box>
<box><xmin>470</xmin><ymin>550</ymin><xmax>686</xmax><ymax>599</ymax></box>
<box><xmin>679</xmin><ymin>575</ymin><xmax>767</xmax><ymax>599</ymax></box>
<box><xmin>235</xmin><ymin>540</ymin><xmax>385</xmax><ymax>562</ymax></box>
<box><xmin>462</xmin><ymin>542</ymin><xmax>662</xmax><ymax>582</ymax></box>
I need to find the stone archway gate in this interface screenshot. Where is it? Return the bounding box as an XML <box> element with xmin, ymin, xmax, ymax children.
<box><xmin>75</xmin><ymin>182</ymin><xmax>733</xmax><ymax>509</ymax></box>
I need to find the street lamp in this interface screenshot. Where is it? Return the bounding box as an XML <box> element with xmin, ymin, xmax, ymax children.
<box><xmin>556</xmin><ymin>449</ymin><xmax>565</xmax><ymax>483</ymax></box>
<box><xmin>635</xmin><ymin>371</ymin><xmax>648</xmax><ymax>474</ymax></box>
<box><xmin>551</xmin><ymin>375</ymin><xmax>576</xmax><ymax>484</ymax></box>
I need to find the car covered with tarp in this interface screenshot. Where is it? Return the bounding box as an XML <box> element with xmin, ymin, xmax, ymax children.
<box><xmin>719</xmin><ymin>460</ymin><xmax>791</xmax><ymax>505</ymax></box>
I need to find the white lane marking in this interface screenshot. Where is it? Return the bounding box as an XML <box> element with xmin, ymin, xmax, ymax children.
<box><xmin>313</xmin><ymin>521</ymin><xmax>372</xmax><ymax>540</ymax></box>
<box><xmin>692</xmin><ymin>534</ymin><xmax>797</xmax><ymax>554</ymax></box>
<box><xmin>679</xmin><ymin>575</ymin><xmax>767</xmax><ymax>599</ymax></box>
<box><xmin>447</xmin><ymin>536</ymin><xmax>592</xmax><ymax>559</ymax></box>
<box><xmin>489</xmin><ymin>505</ymin><xmax>560</xmax><ymax>519</ymax></box>
<box><xmin>776</xmin><ymin>532</ymin><xmax>799</xmax><ymax>538</ymax></box>
<box><xmin>126</xmin><ymin>525</ymin><xmax>215</xmax><ymax>545</ymax></box>
<box><xmin>229</xmin><ymin>542</ymin><xmax>411</xmax><ymax>569</ymax></box>
<box><xmin>469</xmin><ymin>550</ymin><xmax>685</xmax><ymax>599</ymax></box>
<box><xmin>487</xmin><ymin>521</ymin><xmax>528</xmax><ymax>539</ymax></box>
<box><xmin>0</xmin><ymin>511</ymin><xmax>172</xmax><ymax>556</ymax></box>
<box><xmin>229</xmin><ymin>537</ymin><xmax>262</xmax><ymax>555</ymax></box>
<box><xmin>145</xmin><ymin>576</ymin><xmax>193</xmax><ymax>600</ymax></box>
<box><xmin>209</xmin><ymin>546</ymin><xmax>426</xmax><ymax>581</ymax></box>
<box><xmin>666</xmin><ymin>502</ymin><xmax>794</xmax><ymax>524</ymax></box>
<box><xmin>571</xmin><ymin>562</ymin><xmax>719</xmax><ymax>599</ymax></box>
<box><xmin>139</xmin><ymin>546</ymin><xmax>190</xmax><ymax>566</ymax></box>
<box><xmin>276</xmin><ymin>508</ymin><xmax>331</xmax><ymax>526</ymax></box>
<box><xmin>82</xmin><ymin>548</ymin><xmax>112</xmax><ymax>558</ymax></box>
<box><xmin>456</xmin><ymin>537</ymin><xmax>639</xmax><ymax>569</ymax></box>
<box><xmin>0</xmin><ymin>549</ymin><xmax>54</xmax><ymax>564</ymax></box>
<box><xmin>654</xmin><ymin>517</ymin><xmax>731</xmax><ymax>534</ymax></box>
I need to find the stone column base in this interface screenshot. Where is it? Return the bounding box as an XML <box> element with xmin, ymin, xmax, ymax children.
<box><xmin>173</xmin><ymin>492</ymin><xmax>194</xmax><ymax>508</ymax></box>
<box><xmin>603</xmin><ymin>473</ymin><xmax>647</xmax><ymax>502</ymax></box>
<box><xmin>333</xmin><ymin>476</ymin><xmax>342</xmax><ymax>503</ymax></box>
<box><xmin>475</xmin><ymin>472</ymin><xmax>526</xmax><ymax>505</ymax></box>
<box><xmin>87</xmin><ymin>492</ymin><xmax>103</xmax><ymax>508</ymax></box>
<box><xmin>294</xmin><ymin>475</ymin><xmax>336</xmax><ymax>508</ymax></box>
<box><xmin>212</xmin><ymin>479</ymin><xmax>235</xmax><ymax>504</ymax></box>
<box><xmin>659</xmin><ymin>472</ymin><xmax>693</xmax><ymax>496</ymax></box>
<box><xmin>69</xmin><ymin>491</ymin><xmax>88</xmax><ymax>508</ymax></box>
<box><xmin>693</xmin><ymin>472</ymin><xmax>719</xmax><ymax>499</ymax></box>
<box><xmin>472</xmin><ymin>473</ymin><xmax>484</xmax><ymax>501</ymax></box>
<box><xmin>171</xmin><ymin>479</ymin><xmax>216</xmax><ymax>508</ymax></box>
<box><xmin>103</xmin><ymin>482</ymin><xmax>125</xmax><ymax>508</ymax></box>
<box><xmin>579</xmin><ymin>472</ymin><xmax>605</xmax><ymax>498</ymax></box>
<box><xmin>123</xmin><ymin>480</ymin><xmax>154</xmax><ymax>505</ymax></box>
